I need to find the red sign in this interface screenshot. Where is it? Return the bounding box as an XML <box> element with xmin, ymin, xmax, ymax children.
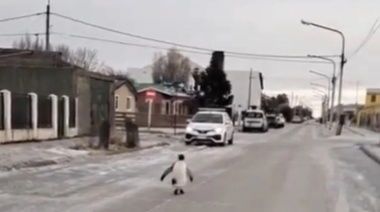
<box><xmin>145</xmin><ymin>90</ymin><xmax>156</xmax><ymax>99</ymax></box>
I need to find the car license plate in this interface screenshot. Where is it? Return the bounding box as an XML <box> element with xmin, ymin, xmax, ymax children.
<box><xmin>197</xmin><ymin>135</ymin><xmax>207</xmax><ymax>139</ymax></box>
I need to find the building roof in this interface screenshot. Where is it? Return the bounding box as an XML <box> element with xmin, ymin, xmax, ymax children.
<box><xmin>367</xmin><ymin>88</ymin><xmax>380</xmax><ymax>94</ymax></box>
<box><xmin>135</xmin><ymin>83</ymin><xmax>190</xmax><ymax>97</ymax></box>
<box><xmin>115</xmin><ymin>79</ymin><xmax>138</xmax><ymax>96</ymax></box>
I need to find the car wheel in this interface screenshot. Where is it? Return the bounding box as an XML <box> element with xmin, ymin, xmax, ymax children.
<box><xmin>185</xmin><ymin>141</ymin><xmax>191</xmax><ymax>146</ymax></box>
<box><xmin>221</xmin><ymin>133</ymin><xmax>227</xmax><ymax>146</ymax></box>
<box><xmin>242</xmin><ymin>126</ymin><xmax>247</xmax><ymax>132</ymax></box>
<box><xmin>261</xmin><ymin>126</ymin><xmax>266</xmax><ymax>132</ymax></box>
<box><xmin>228</xmin><ymin>133</ymin><xmax>234</xmax><ymax>145</ymax></box>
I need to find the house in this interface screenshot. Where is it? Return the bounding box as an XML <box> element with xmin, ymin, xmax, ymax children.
<box><xmin>0</xmin><ymin>48</ymin><xmax>114</xmax><ymax>143</ymax></box>
<box><xmin>127</xmin><ymin>59</ymin><xmax>203</xmax><ymax>92</ymax></box>
<box><xmin>113</xmin><ymin>79</ymin><xmax>138</xmax><ymax>127</ymax></box>
<box><xmin>134</xmin><ymin>83</ymin><xmax>196</xmax><ymax>127</ymax></box>
<box><xmin>356</xmin><ymin>88</ymin><xmax>380</xmax><ymax>130</ymax></box>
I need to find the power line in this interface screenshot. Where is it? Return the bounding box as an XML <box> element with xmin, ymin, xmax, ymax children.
<box><xmin>51</xmin><ymin>12</ymin><xmax>336</xmax><ymax>60</ymax></box>
<box><xmin>52</xmin><ymin>32</ymin><xmax>330</xmax><ymax>64</ymax></box>
<box><xmin>0</xmin><ymin>12</ymin><xmax>45</xmax><ymax>23</ymax></box>
<box><xmin>349</xmin><ymin>17</ymin><xmax>380</xmax><ymax>59</ymax></box>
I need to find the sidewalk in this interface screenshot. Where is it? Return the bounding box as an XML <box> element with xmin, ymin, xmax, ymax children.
<box><xmin>0</xmin><ymin>131</ymin><xmax>182</xmax><ymax>172</ymax></box>
<box><xmin>318</xmin><ymin>123</ymin><xmax>379</xmax><ymax>143</ymax></box>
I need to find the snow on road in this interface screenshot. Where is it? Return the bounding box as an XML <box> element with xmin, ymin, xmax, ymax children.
<box><xmin>332</xmin><ymin>146</ymin><xmax>380</xmax><ymax>212</ymax></box>
<box><xmin>0</xmin><ymin>125</ymin><xmax>294</xmax><ymax>211</ymax></box>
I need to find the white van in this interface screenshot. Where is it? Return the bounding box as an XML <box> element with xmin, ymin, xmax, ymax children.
<box><xmin>242</xmin><ymin>109</ymin><xmax>268</xmax><ymax>132</ymax></box>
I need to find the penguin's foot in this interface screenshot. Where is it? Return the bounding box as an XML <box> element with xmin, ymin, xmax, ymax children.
<box><xmin>173</xmin><ymin>189</ymin><xmax>178</xmax><ymax>195</ymax></box>
<box><xmin>179</xmin><ymin>189</ymin><xmax>185</xmax><ymax>195</ymax></box>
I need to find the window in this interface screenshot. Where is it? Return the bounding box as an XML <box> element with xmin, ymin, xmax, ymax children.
<box><xmin>165</xmin><ymin>101</ymin><xmax>170</xmax><ymax>114</ymax></box>
<box><xmin>245</xmin><ymin>112</ymin><xmax>263</xmax><ymax>118</ymax></box>
<box><xmin>192</xmin><ymin>113</ymin><xmax>223</xmax><ymax>124</ymax></box>
<box><xmin>126</xmin><ymin>97</ymin><xmax>132</xmax><ymax>110</ymax></box>
<box><xmin>371</xmin><ymin>95</ymin><xmax>376</xmax><ymax>103</ymax></box>
<box><xmin>115</xmin><ymin>95</ymin><xmax>119</xmax><ymax>110</ymax></box>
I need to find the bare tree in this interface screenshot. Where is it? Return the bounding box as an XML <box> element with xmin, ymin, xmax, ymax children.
<box><xmin>54</xmin><ymin>44</ymin><xmax>72</xmax><ymax>63</ymax></box>
<box><xmin>71</xmin><ymin>47</ymin><xmax>99</xmax><ymax>71</ymax></box>
<box><xmin>152</xmin><ymin>48</ymin><xmax>191</xmax><ymax>85</ymax></box>
<box><xmin>13</xmin><ymin>36</ymin><xmax>99</xmax><ymax>71</ymax></box>
<box><xmin>98</xmin><ymin>64</ymin><xmax>135</xmax><ymax>83</ymax></box>
<box><xmin>13</xmin><ymin>33</ymin><xmax>44</xmax><ymax>51</ymax></box>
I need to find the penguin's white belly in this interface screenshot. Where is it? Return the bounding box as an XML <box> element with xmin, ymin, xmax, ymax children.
<box><xmin>172</xmin><ymin>162</ymin><xmax>187</xmax><ymax>187</ymax></box>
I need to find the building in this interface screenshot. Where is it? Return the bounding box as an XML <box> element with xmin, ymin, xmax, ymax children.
<box><xmin>356</xmin><ymin>88</ymin><xmax>380</xmax><ymax>129</ymax></box>
<box><xmin>0</xmin><ymin>48</ymin><xmax>114</xmax><ymax>142</ymax></box>
<box><xmin>134</xmin><ymin>83</ymin><xmax>196</xmax><ymax>127</ymax></box>
<box><xmin>226</xmin><ymin>70</ymin><xmax>264</xmax><ymax>110</ymax></box>
<box><xmin>127</xmin><ymin>59</ymin><xmax>203</xmax><ymax>92</ymax></box>
<box><xmin>113</xmin><ymin>79</ymin><xmax>138</xmax><ymax>126</ymax></box>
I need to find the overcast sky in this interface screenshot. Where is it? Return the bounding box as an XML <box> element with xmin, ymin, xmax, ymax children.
<box><xmin>1</xmin><ymin>0</ymin><xmax>379</xmax><ymax>116</ymax></box>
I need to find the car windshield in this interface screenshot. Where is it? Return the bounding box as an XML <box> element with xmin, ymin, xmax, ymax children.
<box><xmin>245</xmin><ymin>112</ymin><xmax>263</xmax><ymax>118</ymax></box>
<box><xmin>192</xmin><ymin>113</ymin><xmax>223</xmax><ymax>124</ymax></box>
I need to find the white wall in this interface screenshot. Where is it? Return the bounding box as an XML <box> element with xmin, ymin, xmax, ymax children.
<box><xmin>0</xmin><ymin>90</ymin><xmax>73</xmax><ymax>143</ymax></box>
<box><xmin>226</xmin><ymin>70</ymin><xmax>263</xmax><ymax>110</ymax></box>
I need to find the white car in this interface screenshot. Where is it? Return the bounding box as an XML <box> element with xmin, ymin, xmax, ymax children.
<box><xmin>276</xmin><ymin>113</ymin><xmax>286</xmax><ymax>128</ymax></box>
<box><xmin>184</xmin><ymin>111</ymin><xmax>234</xmax><ymax>146</ymax></box>
<box><xmin>242</xmin><ymin>109</ymin><xmax>268</xmax><ymax>132</ymax></box>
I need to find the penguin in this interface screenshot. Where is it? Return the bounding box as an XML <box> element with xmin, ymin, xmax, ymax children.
<box><xmin>160</xmin><ymin>154</ymin><xmax>194</xmax><ymax>195</ymax></box>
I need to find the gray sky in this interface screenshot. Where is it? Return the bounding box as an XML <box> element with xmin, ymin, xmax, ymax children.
<box><xmin>1</xmin><ymin>0</ymin><xmax>379</xmax><ymax>116</ymax></box>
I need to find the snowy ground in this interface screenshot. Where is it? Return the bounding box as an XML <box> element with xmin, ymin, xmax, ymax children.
<box><xmin>0</xmin><ymin>131</ymin><xmax>183</xmax><ymax>172</ymax></box>
<box><xmin>1</xmin><ymin>123</ymin><xmax>380</xmax><ymax>211</ymax></box>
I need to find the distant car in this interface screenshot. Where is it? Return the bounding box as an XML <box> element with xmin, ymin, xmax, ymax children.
<box><xmin>276</xmin><ymin>114</ymin><xmax>286</xmax><ymax>128</ymax></box>
<box><xmin>267</xmin><ymin>113</ymin><xmax>285</xmax><ymax>128</ymax></box>
<box><xmin>292</xmin><ymin>115</ymin><xmax>303</xmax><ymax>123</ymax></box>
<box><xmin>184</xmin><ymin>111</ymin><xmax>234</xmax><ymax>146</ymax></box>
<box><xmin>266</xmin><ymin>114</ymin><xmax>278</xmax><ymax>128</ymax></box>
<box><xmin>242</xmin><ymin>109</ymin><xmax>268</xmax><ymax>132</ymax></box>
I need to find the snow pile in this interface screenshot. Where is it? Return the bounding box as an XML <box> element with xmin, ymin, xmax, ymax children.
<box><xmin>45</xmin><ymin>147</ymin><xmax>89</xmax><ymax>157</ymax></box>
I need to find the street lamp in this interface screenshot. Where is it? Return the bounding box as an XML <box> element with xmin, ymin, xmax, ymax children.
<box><xmin>308</xmin><ymin>55</ymin><xmax>337</xmax><ymax>128</ymax></box>
<box><xmin>301</xmin><ymin>19</ymin><xmax>346</xmax><ymax>135</ymax></box>
<box><xmin>313</xmin><ymin>92</ymin><xmax>328</xmax><ymax>124</ymax></box>
<box><xmin>310</xmin><ymin>70</ymin><xmax>331</xmax><ymax>125</ymax></box>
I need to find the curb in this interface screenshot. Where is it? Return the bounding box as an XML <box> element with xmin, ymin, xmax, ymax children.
<box><xmin>359</xmin><ymin>145</ymin><xmax>380</xmax><ymax>165</ymax></box>
<box><xmin>344</xmin><ymin>126</ymin><xmax>365</xmax><ymax>137</ymax></box>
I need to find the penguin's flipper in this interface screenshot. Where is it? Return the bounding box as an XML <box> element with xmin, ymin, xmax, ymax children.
<box><xmin>160</xmin><ymin>163</ymin><xmax>174</xmax><ymax>181</ymax></box>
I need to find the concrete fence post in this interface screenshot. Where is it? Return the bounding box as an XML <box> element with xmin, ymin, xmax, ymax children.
<box><xmin>0</xmin><ymin>90</ymin><xmax>11</xmax><ymax>142</ymax></box>
<box><xmin>28</xmin><ymin>92</ymin><xmax>38</xmax><ymax>140</ymax></box>
<box><xmin>62</xmin><ymin>95</ymin><xmax>69</xmax><ymax>137</ymax></box>
<box><xmin>49</xmin><ymin>94</ymin><xmax>58</xmax><ymax>138</ymax></box>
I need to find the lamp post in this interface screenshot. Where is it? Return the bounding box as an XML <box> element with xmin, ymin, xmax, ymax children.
<box><xmin>310</xmin><ymin>70</ymin><xmax>331</xmax><ymax>125</ymax></box>
<box><xmin>313</xmin><ymin>92</ymin><xmax>328</xmax><ymax>124</ymax></box>
<box><xmin>301</xmin><ymin>20</ymin><xmax>346</xmax><ymax>135</ymax></box>
<box><xmin>308</xmin><ymin>55</ymin><xmax>336</xmax><ymax>129</ymax></box>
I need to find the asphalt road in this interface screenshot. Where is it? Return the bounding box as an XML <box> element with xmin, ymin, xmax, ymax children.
<box><xmin>0</xmin><ymin>123</ymin><xmax>379</xmax><ymax>211</ymax></box>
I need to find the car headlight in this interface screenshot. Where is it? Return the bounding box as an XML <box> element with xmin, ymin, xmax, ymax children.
<box><xmin>214</xmin><ymin>128</ymin><xmax>223</xmax><ymax>133</ymax></box>
<box><xmin>186</xmin><ymin>126</ymin><xmax>193</xmax><ymax>132</ymax></box>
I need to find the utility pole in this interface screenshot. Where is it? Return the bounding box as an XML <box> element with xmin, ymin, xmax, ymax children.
<box><xmin>247</xmin><ymin>69</ymin><xmax>252</xmax><ymax>109</ymax></box>
<box><xmin>45</xmin><ymin>0</ymin><xmax>51</xmax><ymax>51</ymax></box>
